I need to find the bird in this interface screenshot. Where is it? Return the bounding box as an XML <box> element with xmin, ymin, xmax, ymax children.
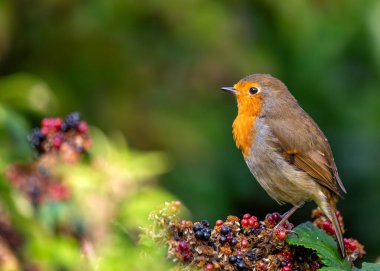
<box><xmin>220</xmin><ymin>74</ymin><xmax>347</xmax><ymax>257</ymax></box>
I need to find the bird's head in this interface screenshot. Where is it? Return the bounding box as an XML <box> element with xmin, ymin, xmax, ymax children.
<box><xmin>221</xmin><ymin>74</ymin><xmax>294</xmax><ymax>117</ymax></box>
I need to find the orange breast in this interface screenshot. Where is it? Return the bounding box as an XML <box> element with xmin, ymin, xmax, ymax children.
<box><xmin>232</xmin><ymin>92</ymin><xmax>262</xmax><ymax>158</ymax></box>
<box><xmin>233</xmin><ymin>115</ymin><xmax>255</xmax><ymax>158</ymax></box>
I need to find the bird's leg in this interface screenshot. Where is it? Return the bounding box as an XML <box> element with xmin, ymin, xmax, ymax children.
<box><xmin>274</xmin><ymin>202</ymin><xmax>305</xmax><ymax>230</ymax></box>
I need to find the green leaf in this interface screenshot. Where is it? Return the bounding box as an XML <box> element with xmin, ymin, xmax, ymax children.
<box><xmin>287</xmin><ymin>222</ymin><xmax>351</xmax><ymax>270</ymax></box>
<box><xmin>0</xmin><ymin>106</ymin><xmax>34</xmax><ymax>161</ymax></box>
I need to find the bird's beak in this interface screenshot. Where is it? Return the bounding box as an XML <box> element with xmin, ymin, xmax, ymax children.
<box><xmin>220</xmin><ymin>86</ymin><xmax>238</xmax><ymax>94</ymax></box>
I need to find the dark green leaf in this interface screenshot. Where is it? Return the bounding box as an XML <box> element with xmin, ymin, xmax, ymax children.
<box><xmin>287</xmin><ymin>222</ymin><xmax>351</xmax><ymax>270</ymax></box>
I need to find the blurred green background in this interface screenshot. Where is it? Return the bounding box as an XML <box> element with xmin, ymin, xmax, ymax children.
<box><xmin>1</xmin><ymin>0</ymin><xmax>380</xmax><ymax>268</ymax></box>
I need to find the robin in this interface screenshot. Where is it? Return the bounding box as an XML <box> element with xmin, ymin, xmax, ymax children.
<box><xmin>221</xmin><ymin>74</ymin><xmax>347</xmax><ymax>257</ymax></box>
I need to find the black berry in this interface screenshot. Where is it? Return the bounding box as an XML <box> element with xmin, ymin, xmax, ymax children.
<box><xmin>201</xmin><ymin>220</ymin><xmax>210</xmax><ymax>228</ymax></box>
<box><xmin>27</xmin><ymin>128</ymin><xmax>45</xmax><ymax>148</ymax></box>
<box><xmin>229</xmin><ymin>255</ymin><xmax>237</xmax><ymax>264</ymax></box>
<box><xmin>245</xmin><ymin>252</ymin><xmax>256</xmax><ymax>261</ymax></box>
<box><xmin>195</xmin><ymin>230</ymin><xmax>203</xmax><ymax>239</ymax></box>
<box><xmin>62</xmin><ymin>112</ymin><xmax>81</xmax><ymax>131</ymax></box>
<box><xmin>220</xmin><ymin>226</ymin><xmax>230</xmax><ymax>236</ymax></box>
<box><xmin>236</xmin><ymin>261</ymin><xmax>246</xmax><ymax>270</ymax></box>
<box><xmin>203</xmin><ymin>232</ymin><xmax>211</xmax><ymax>241</ymax></box>
<box><xmin>193</xmin><ymin>224</ymin><xmax>203</xmax><ymax>232</ymax></box>
<box><xmin>230</xmin><ymin>238</ymin><xmax>238</xmax><ymax>246</ymax></box>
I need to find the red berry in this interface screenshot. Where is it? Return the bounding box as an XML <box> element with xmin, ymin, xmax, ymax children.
<box><xmin>241</xmin><ymin>219</ymin><xmax>249</xmax><ymax>227</ymax></box>
<box><xmin>274</xmin><ymin>229</ymin><xmax>287</xmax><ymax>240</ymax></box>
<box><xmin>322</xmin><ymin>221</ymin><xmax>330</xmax><ymax>227</ymax></box>
<box><xmin>42</xmin><ymin>118</ymin><xmax>51</xmax><ymax>128</ymax></box>
<box><xmin>77</xmin><ymin>121</ymin><xmax>88</xmax><ymax>133</ymax></box>
<box><xmin>273</xmin><ymin>212</ymin><xmax>281</xmax><ymax>221</ymax></box>
<box><xmin>282</xmin><ymin>266</ymin><xmax>291</xmax><ymax>271</ymax></box>
<box><xmin>322</xmin><ymin>221</ymin><xmax>335</xmax><ymax>235</ymax></box>
<box><xmin>241</xmin><ymin>239</ymin><xmax>249</xmax><ymax>248</ymax></box>
<box><xmin>52</xmin><ymin>134</ymin><xmax>63</xmax><ymax>149</ymax></box>
<box><xmin>42</xmin><ymin>118</ymin><xmax>60</xmax><ymax>129</ymax></box>
<box><xmin>183</xmin><ymin>253</ymin><xmax>191</xmax><ymax>261</ymax></box>
<box><xmin>280</xmin><ymin>251</ymin><xmax>292</xmax><ymax>261</ymax></box>
<box><xmin>252</xmin><ymin>221</ymin><xmax>259</xmax><ymax>229</ymax></box>
<box><xmin>248</xmin><ymin>216</ymin><xmax>260</xmax><ymax>229</ymax></box>
<box><xmin>178</xmin><ymin>241</ymin><xmax>189</xmax><ymax>252</ymax></box>
<box><xmin>53</xmin><ymin>118</ymin><xmax>63</xmax><ymax>129</ymax></box>
<box><xmin>344</xmin><ymin>238</ymin><xmax>357</xmax><ymax>251</ymax></box>
<box><xmin>349</xmin><ymin>242</ymin><xmax>357</xmax><ymax>251</ymax></box>
<box><xmin>266</xmin><ymin>214</ymin><xmax>275</xmax><ymax>225</ymax></box>
<box><xmin>205</xmin><ymin>263</ymin><xmax>214</xmax><ymax>270</ymax></box>
<box><xmin>41</xmin><ymin>118</ymin><xmax>63</xmax><ymax>134</ymax></box>
<box><xmin>216</xmin><ymin>220</ymin><xmax>224</xmax><ymax>227</ymax></box>
<box><xmin>41</xmin><ymin>126</ymin><xmax>49</xmax><ymax>135</ymax></box>
<box><xmin>243</xmin><ymin>213</ymin><xmax>251</xmax><ymax>220</ymax></box>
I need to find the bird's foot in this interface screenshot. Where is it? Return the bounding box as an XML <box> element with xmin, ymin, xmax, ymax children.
<box><xmin>273</xmin><ymin>219</ymin><xmax>293</xmax><ymax>231</ymax></box>
<box><xmin>273</xmin><ymin>202</ymin><xmax>305</xmax><ymax>230</ymax></box>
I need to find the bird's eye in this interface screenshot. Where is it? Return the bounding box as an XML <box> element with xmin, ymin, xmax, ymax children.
<box><xmin>249</xmin><ymin>87</ymin><xmax>259</xmax><ymax>95</ymax></box>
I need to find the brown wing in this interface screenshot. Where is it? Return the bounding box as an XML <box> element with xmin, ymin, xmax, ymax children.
<box><xmin>266</xmin><ymin>108</ymin><xmax>347</xmax><ymax>197</ymax></box>
<box><xmin>293</xmin><ymin>151</ymin><xmax>345</xmax><ymax>197</ymax></box>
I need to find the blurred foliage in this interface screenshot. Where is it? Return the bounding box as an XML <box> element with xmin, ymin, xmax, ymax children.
<box><xmin>1</xmin><ymin>0</ymin><xmax>380</xmax><ymax>266</ymax></box>
<box><xmin>0</xmin><ymin>96</ymin><xmax>175</xmax><ymax>269</ymax></box>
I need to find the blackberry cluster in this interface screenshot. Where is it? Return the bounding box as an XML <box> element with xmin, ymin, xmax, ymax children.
<box><xmin>167</xmin><ymin>213</ymin><xmax>305</xmax><ymax>271</ymax></box>
<box><xmin>219</xmin><ymin>225</ymin><xmax>238</xmax><ymax>247</ymax></box>
<box><xmin>27</xmin><ymin>112</ymin><xmax>90</xmax><ymax>156</ymax></box>
<box><xmin>228</xmin><ymin>254</ymin><xmax>247</xmax><ymax>270</ymax></box>
<box><xmin>61</xmin><ymin>112</ymin><xmax>81</xmax><ymax>131</ymax></box>
<box><xmin>3</xmin><ymin>112</ymin><xmax>93</xmax><ymax>271</ymax></box>
<box><xmin>7</xmin><ymin>112</ymin><xmax>91</xmax><ymax>207</ymax></box>
<box><xmin>194</xmin><ymin>220</ymin><xmax>212</xmax><ymax>241</ymax></box>
<box><xmin>154</xmin><ymin>202</ymin><xmax>365</xmax><ymax>271</ymax></box>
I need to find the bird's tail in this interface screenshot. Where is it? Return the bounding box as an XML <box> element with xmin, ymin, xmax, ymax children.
<box><xmin>328</xmin><ymin>203</ymin><xmax>347</xmax><ymax>258</ymax></box>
